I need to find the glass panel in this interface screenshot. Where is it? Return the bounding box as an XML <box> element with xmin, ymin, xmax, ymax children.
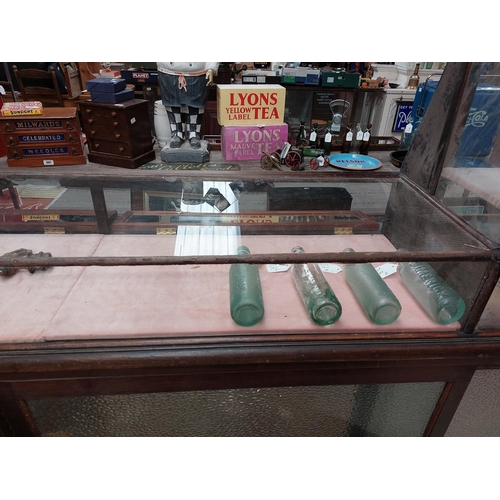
<box><xmin>435</xmin><ymin>63</ymin><xmax>500</xmax><ymax>243</ymax></box>
<box><xmin>27</xmin><ymin>382</ymin><xmax>445</xmax><ymax>437</ymax></box>
<box><xmin>0</xmin><ymin>177</ymin><xmax>491</xmax><ymax>341</ymax></box>
<box><xmin>0</xmin><ymin>68</ymin><xmax>495</xmax><ymax>342</ymax></box>
<box><xmin>446</xmin><ymin>369</ymin><xmax>500</xmax><ymax>437</ymax></box>
<box><xmin>432</xmin><ymin>63</ymin><xmax>500</xmax><ymax>330</ymax></box>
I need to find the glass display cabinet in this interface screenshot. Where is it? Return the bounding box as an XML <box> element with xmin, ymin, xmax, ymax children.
<box><xmin>1</xmin><ymin>62</ymin><xmax>500</xmax><ymax>437</ymax></box>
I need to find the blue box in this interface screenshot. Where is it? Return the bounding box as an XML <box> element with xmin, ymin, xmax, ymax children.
<box><xmin>86</xmin><ymin>77</ymin><xmax>127</xmax><ymax>94</ymax></box>
<box><xmin>90</xmin><ymin>88</ymin><xmax>134</xmax><ymax>103</ymax></box>
<box><xmin>412</xmin><ymin>81</ymin><xmax>500</xmax><ymax>158</ymax></box>
<box><xmin>281</xmin><ymin>67</ymin><xmax>320</xmax><ymax>86</ymax></box>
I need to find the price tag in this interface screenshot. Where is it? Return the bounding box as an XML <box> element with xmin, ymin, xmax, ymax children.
<box><xmin>375</xmin><ymin>263</ymin><xmax>398</xmax><ymax>278</ymax></box>
<box><xmin>319</xmin><ymin>263</ymin><xmax>343</xmax><ymax>274</ymax></box>
<box><xmin>267</xmin><ymin>264</ymin><xmax>291</xmax><ymax>273</ymax></box>
<box><xmin>310</xmin><ymin>131</ymin><xmax>317</xmax><ymax>141</ymax></box>
<box><xmin>405</xmin><ymin>123</ymin><xmax>413</xmax><ymax>133</ymax></box>
<box><xmin>346</xmin><ymin>131</ymin><xmax>353</xmax><ymax>141</ymax></box>
<box><xmin>363</xmin><ymin>131</ymin><xmax>371</xmax><ymax>141</ymax></box>
<box><xmin>325</xmin><ymin>132</ymin><xmax>332</xmax><ymax>142</ymax></box>
<box><xmin>356</xmin><ymin>131</ymin><xmax>364</xmax><ymax>141</ymax></box>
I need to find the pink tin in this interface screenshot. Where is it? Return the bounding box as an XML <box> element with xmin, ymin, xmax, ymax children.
<box><xmin>221</xmin><ymin>124</ymin><xmax>289</xmax><ymax>161</ymax></box>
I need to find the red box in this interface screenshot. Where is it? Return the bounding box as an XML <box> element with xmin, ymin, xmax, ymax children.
<box><xmin>221</xmin><ymin>123</ymin><xmax>288</xmax><ymax>161</ymax></box>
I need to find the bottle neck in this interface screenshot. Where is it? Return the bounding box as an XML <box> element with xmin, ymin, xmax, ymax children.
<box><xmin>236</xmin><ymin>246</ymin><xmax>251</xmax><ymax>256</ymax></box>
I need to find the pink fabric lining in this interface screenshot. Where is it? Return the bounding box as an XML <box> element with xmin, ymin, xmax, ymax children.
<box><xmin>0</xmin><ymin>234</ymin><xmax>460</xmax><ymax>344</ymax></box>
<box><xmin>0</xmin><ymin>235</ymin><xmax>104</xmax><ymax>343</ymax></box>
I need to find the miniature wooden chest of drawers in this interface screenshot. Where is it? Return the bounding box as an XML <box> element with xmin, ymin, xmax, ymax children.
<box><xmin>0</xmin><ymin>107</ymin><xmax>86</xmax><ymax>167</ymax></box>
<box><xmin>78</xmin><ymin>98</ymin><xmax>155</xmax><ymax>169</ymax></box>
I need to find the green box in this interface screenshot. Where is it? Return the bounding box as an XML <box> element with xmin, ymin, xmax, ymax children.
<box><xmin>321</xmin><ymin>71</ymin><xmax>360</xmax><ymax>88</ymax></box>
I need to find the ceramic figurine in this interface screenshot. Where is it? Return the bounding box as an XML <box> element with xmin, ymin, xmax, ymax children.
<box><xmin>157</xmin><ymin>62</ymin><xmax>219</xmax><ymax>149</ymax></box>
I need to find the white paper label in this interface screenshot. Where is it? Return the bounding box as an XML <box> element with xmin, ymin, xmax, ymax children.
<box><xmin>130</xmin><ymin>117</ymin><xmax>136</xmax><ymax>124</ymax></box>
<box><xmin>267</xmin><ymin>264</ymin><xmax>291</xmax><ymax>273</ymax></box>
<box><xmin>43</xmin><ymin>159</ymin><xmax>55</xmax><ymax>165</ymax></box>
<box><xmin>325</xmin><ymin>132</ymin><xmax>332</xmax><ymax>142</ymax></box>
<box><xmin>346</xmin><ymin>131</ymin><xmax>353</xmax><ymax>141</ymax></box>
<box><xmin>375</xmin><ymin>263</ymin><xmax>398</xmax><ymax>278</ymax></box>
<box><xmin>319</xmin><ymin>263</ymin><xmax>343</xmax><ymax>274</ymax></box>
<box><xmin>363</xmin><ymin>131</ymin><xmax>371</xmax><ymax>141</ymax></box>
<box><xmin>405</xmin><ymin>123</ymin><xmax>413</xmax><ymax>133</ymax></box>
<box><xmin>356</xmin><ymin>131</ymin><xmax>364</xmax><ymax>141</ymax></box>
<box><xmin>310</xmin><ymin>131</ymin><xmax>317</xmax><ymax>141</ymax></box>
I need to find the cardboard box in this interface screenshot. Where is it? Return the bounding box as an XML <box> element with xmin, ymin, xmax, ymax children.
<box><xmin>241</xmin><ymin>70</ymin><xmax>281</xmax><ymax>85</ymax></box>
<box><xmin>120</xmin><ymin>69</ymin><xmax>159</xmax><ymax>84</ymax></box>
<box><xmin>86</xmin><ymin>77</ymin><xmax>127</xmax><ymax>94</ymax></box>
<box><xmin>242</xmin><ymin>74</ymin><xmax>282</xmax><ymax>85</ymax></box>
<box><xmin>217</xmin><ymin>84</ymin><xmax>286</xmax><ymax>126</ymax></box>
<box><xmin>90</xmin><ymin>88</ymin><xmax>134</xmax><ymax>104</ymax></box>
<box><xmin>1</xmin><ymin>101</ymin><xmax>43</xmax><ymax>116</ymax></box>
<box><xmin>321</xmin><ymin>71</ymin><xmax>361</xmax><ymax>88</ymax></box>
<box><xmin>281</xmin><ymin>67</ymin><xmax>320</xmax><ymax>85</ymax></box>
<box><xmin>221</xmin><ymin>123</ymin><xmax>288</xmax><ymax>161</ymax></box>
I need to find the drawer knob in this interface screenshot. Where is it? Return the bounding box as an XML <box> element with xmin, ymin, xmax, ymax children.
<box><xmin>65</xmin><ymin>121</ymin><xmax>75</xmax><ymax>130</ymax></box>
<box><xmin>95</xmin><ymin>143</ymin><xmax>100</xmax><ymax>149</ymax></box>
<box><xmin>85</xmin><ymin>108</ymin><xmax>92</xmax><ymax>114</ymax></box>
<box><xmin>88</xmin><ymin>118</ymin><xmax>94</xmax><ymax>124</ymax></box>
<box><xmin>111</xmin><ymin>111</ymin><xmax>117</xmax><ymax>117</ymax></box>
<box><xmin>90</xmin><ymin>130</ymin><xmax>96</xmax><ymax>136</ymax></box>
<box><xmin>118</xmin><ymin>147</ymin><xmax>125</xmax><ymax>152</ymax></box>
<box><xmin>8</xmin><ymin>136</ymin><xmax>17</xmax><ymax>146</ymax></box>
<box><xmin>114</xmin><ymin>133</ymin><xmax>121</xmax><ymax>139</ymax></box>
<box><xmin>113</xmin><ymin>121</ymin><xmax>119</xmax><ymax>127</ymax></box>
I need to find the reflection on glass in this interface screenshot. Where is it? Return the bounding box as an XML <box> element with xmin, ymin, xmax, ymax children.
<box><xmin>174</xmin><ymin>181</ymin><xmax>241</xmax><ymax>257</ymax></box>
<box><xmin>436</xmin><ymin>66</ymin><xmax>500</xmax><ymax>245</ymax></box>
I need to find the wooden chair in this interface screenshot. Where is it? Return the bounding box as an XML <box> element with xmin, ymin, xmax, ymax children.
<box><xmin>12</xmin><ymin>65</ymin><xmax>64</xmax><ymax>107</ymax></box>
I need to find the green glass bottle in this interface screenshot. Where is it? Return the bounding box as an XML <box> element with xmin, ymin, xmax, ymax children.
<box><xmin>398</xmin><ymin>115</ymin><xmax>414</xmax><ymax>151</ymax></box>
<box><xmin>341</xmin><ymin>122</ymin><xmax>353</xmax><ymax>154</ymax></box>
<box><xmin>290</xmin><ymin>246</ymin><xmax>342</xmax><ymax>326</ymax></box>
<box><xmin>323</xmin><ymin>120</ymin><xmax>333</xmax><ymax>155</ymax></box>
<box><xmin>229</xmin><ymin>246</ymin><xmax>265</xmax><ymax>326</ymax></box>
<box><xmin>309</xmin><ymin>122</ymin><xmax>319</xmax><ymax>148</ymax></box>
<box><xmin>358</xmin><ymin>124</ymin><xmax>372</xmax><ymax>155</ymax></box>
<box><xmin>400</xmin><ymin>261</ymin><xmax>466</xmax><ymax>324</ymax></box>
<box><xmin>343</xmin><ymin>248</ymin><xmax>402</xmax><ymax>325</ymax></box>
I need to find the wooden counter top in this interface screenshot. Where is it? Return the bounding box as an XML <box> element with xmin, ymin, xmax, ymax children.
<box><xmin>0</xmin><ymin>148</ymin><xmax>400</xmax><ymax>185</ymax></box>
